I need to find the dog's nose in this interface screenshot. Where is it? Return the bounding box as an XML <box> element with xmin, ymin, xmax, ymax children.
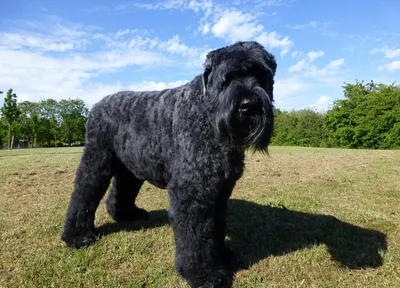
<box><xmin>239</xmin><ymin>99</ymin><xmax>258</xmax><ymax>115</ymax></box>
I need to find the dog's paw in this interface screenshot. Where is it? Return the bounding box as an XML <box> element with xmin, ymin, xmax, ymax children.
<box><xmin>108</xmin><ymin>207</ymin><xmax>150</xmax><ymax>223</ymax></box>
<box><xmin>61</xmin><ymin>231</ymin><xmax>97</xmax><ymax>249</ymax></box>
<box><xmin>221</xmin><ymin>245</ymin><xmax>239</xmax><ymax>272</ymax></box>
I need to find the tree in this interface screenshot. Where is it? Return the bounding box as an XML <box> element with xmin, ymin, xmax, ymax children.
<box><xmin>0</xmin><ymin>118</ymin><xmax>7</xmax><ymax>148</ymax></box>
<box><xmin>272</xmin><ymin>108</ymin><xmax>327</xmax><ymax>147</ymax></box>
<box><xmin>0</xmin><ymin>90</ymin><xmax>2</xmax><ymax>146</ymax></box>
<box><xmin>39</xmin><ymin>99</ymin><xmax>61</xmax><ymax>145</ymax></box>
<box><xmin>14</xmin><ymin>101</ymin><xmax>36</xmax><ymax>147</ymax></box>
<box><xmin>6</xmin><ymin>98</ymin><xmax>88</xmax><ymax>148</ymax></box>
<box><xmin>1</xmin><ymin>89</ymin><xmax>21</xmax><ymax>149</ymax></box>
<box><xmin>324</xmin><ymin>81</ymin><xmax>400</xmax><ymax>149</ymax></box>
<box><xmin>15</xmin><ymin>101</ymin><xmax>46</xmax><ymax>147</ymax></box>
<box><xmin>59</xmin><ymin>99</ymin><xmax>88</xmax><ymax>145</ymax></box>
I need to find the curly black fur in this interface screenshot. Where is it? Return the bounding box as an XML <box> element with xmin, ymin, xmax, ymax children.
<box><xmin>61</xmin><ymin>41</ymin><xmax>277</xmax><ymax>288</ymax></box>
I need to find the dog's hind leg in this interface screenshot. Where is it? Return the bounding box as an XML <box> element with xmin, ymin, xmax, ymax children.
<box><xmin>105</xmin><ymin>159</ymin><xmax>148</xmax><ymax>222</ymax></box>
<box><xmin>61</xmin><ymin>144</ymin><xmax>113</xmax><ymax>248</ymax></box>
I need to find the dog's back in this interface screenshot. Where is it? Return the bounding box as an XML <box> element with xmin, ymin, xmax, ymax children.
<box><xmin>85</xmin><ymin>85</ymin><xmax>193</xmax><ymax>188</ymax></box>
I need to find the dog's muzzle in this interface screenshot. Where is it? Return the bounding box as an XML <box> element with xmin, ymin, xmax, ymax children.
<box><xmin>238</xmin><ymin>98</ymin><xmax>261</xmax><ymax>116</ymax></box>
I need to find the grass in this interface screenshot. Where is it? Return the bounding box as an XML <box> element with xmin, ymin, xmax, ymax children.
<box><xmin>0</xmin><ymin>146</ymin><xmax>399</xmax><ymax>287</ymax></box>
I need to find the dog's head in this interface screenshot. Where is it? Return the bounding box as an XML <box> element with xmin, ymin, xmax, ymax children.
<box><xmin>202</xmin><ymin>41</ymin><xmax>277</xmax><ymax>151</ymax></box>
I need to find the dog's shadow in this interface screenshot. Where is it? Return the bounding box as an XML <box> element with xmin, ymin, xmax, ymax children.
<box><xmin>95</xmin><ymin>199</ymin><xmax>387</xmax><ymax>271</ymax></box>
<box><xmin>226</xmin><ymin>199</ymin><xmax>387</xmax><ymax>270</ymax></box>
<box><xmin>95</xmin><ymin>210</ymin><xmax>170</xmax><ymax>238</ymax></box>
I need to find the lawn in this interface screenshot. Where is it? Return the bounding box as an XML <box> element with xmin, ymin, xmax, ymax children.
<box><xmin>0</xmin><ymin>146</ymin><xmax>399</xmax><ymax>287</ymax></box>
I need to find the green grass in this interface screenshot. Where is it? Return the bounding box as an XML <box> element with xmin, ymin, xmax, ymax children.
<box><xmin>1</xmin><ymin>146</ymin><xmax>399</xmax><ymax>287</ymax></box>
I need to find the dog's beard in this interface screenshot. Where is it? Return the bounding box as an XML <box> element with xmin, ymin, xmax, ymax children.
<box><xmin>214</xmin><ymin>82</ymin><xmax>273</xmax><ymax>151</ymax></box>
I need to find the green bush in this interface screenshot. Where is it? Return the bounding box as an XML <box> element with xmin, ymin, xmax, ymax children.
<box><xmin>272</xmin><ymin>108</ymin><xmax>327</xmax><ymax>147</ymax></box>
<box><xmin>324</xmin><ymin>81</ymin><xmax>400</xmax><ymax>149</ymax></box>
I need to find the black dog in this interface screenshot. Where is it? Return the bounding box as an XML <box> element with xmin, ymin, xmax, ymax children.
<box><xmin>61</xmin><ymin>41</ymin><xmax>277</xmax><ymax>287</ymax></box>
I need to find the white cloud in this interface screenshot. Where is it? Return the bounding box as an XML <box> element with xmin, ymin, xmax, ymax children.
<box><xmin>0</xmin><ymin>32</ymin><xmax>77</xmax><ymax>52</ymax></box>
<box><xmin>235</xmin><ymin>0</ymin><xmax>296</xmax><ymax>8</ymax></box>
<box><xmin>274</xmin><ymin>77</ymin><xmax>312</xmax><ymax>106</ymax></box>
<box><xmin>291</xmin><ymin>21</ymin><xmax>332</xmax><ymax>30</ymax></box>
<box><xmin>371</xmin><ymin>46</ymin><xmax>400</xmax><ymax>72</ymax></box>
<box><xmin>210</xmin><ymin>10</ymin><xmax>264</xmax><ymax>42</ymax></box>
<box><xmin>92</xmin><ymin>33</ymin><xmax>207</xmax><ymax>66</ymax></box>
<box><xmin>188</xmin><ymin>48</ymin><xmax>213</xmax><ymax>68</ymax></box>
<box><xmin>91</xmin><ymin>50</ymin><xmax>170</xmax><ymax>70</ymax></box>
<box><xmin>291</xmin><ymin>50</ymin><xmax>303</xmax><ymax>58</ymax></box>
<box><xmin>385</xmin><ymin>48</ymin><xmax>400</xmax><ymax>59</ymax></box>
<box><xmin>379</xmin><ymin>60</ymin><xmax>400</xmax><ymax>72</ymax></box>
<box><xmin>157</xmin><ymin>35</ymin><xmax>200</xmax><ymax>57</ymax></box>
<box><xmin>288</xmin><ymin>51</ymin><xmax>344</xmax><ymax>77</ymax></box>
<box><xmin>77</xmin><ymin>83</ymin><xmax>126</xmax><ymax>106</ymax></box>
<box><xmin>307</xmin><ymin>50</ymin><xmax>324</xmax><ymax>62</ymax></box>
<box><xmin>303</xmin><ymin>58</ymin><xmax>345</xmax><ymax>77</ymax></box>
<box><xmin>121</xmin><ymin>0</ymin><xmax>213</xmax><ymax>13</ymax></box>
<box><xmin>288</xmin><ymin>50</ymin><xmax>327</xmax><ymax>73</ymax></box>
<box><xmin>115</xmin><ymin>29</ymin><xmax>131</xmax><ymax>38</ymax></box>
<box><xmin>318</xmin><ymin>58</ymin><xmax>344</xmax><ymax>75</ymax></box>
<box><xmin>160</xmin><ymin>0</ymin><xmax>186</xmax><ymax>9</ymax></box>
<box><xmin>0</xmin><ymin>49</ymin><xmax>123</xmax><ymax>106</ymax></box>
<box><xmin>310</xmin><ymin>95</ymin><xmax>332</xmax><ymax>112</ymax></box>
<box><xmin>132</xmin><ymin>0</ymin><xmax>186</xmax><ymax>10</ymax></box>
<box><xmin>200</xmin><ymin>22</ymin><xmax>211</xmax><ymax>35</ymax></box>
<box><xmin>0</xmin><ymin>6</ymin><xmax>296</xmax><ymax>109</ymax></box>
<box><xmin>288</xmin><ymin>60</ymin><xmax>307</xmax><ymax>72</ymax></box>
<box><xmin>255</xmin><ymin>31</ymin><xmax>293</xmax><ymax>55</ymax></box>
<box><xmin>127</xmin><ymin>1</ymin><xmax>294</xmax><ymax>57</ymax></box>
<box><xmin>370</xmin><ymin>47</ymin><xmax>383</xmax><ymax>54</ymax></box>
<box><xmin>371</xmin><ymin>46</ymin><xmax>400</xmax><ymax>59</ymax></box>
<box><xmin>0</xmin><ymin>18</ymin><xmax>205</xmax><ymax>107</ymax></box>
<box><xmin>188</xmin><ymin>0</ymin><xmax>213</xmax><ymax>12</ymax></box>
<box><xmin>0</xmin><ymin>44</ymin><xmax>190</xmax><ymax>106</ymax></box>
<box><xmin>198</xmin><ymin>6</ymin><xmax>292</xmax><ymax>56</ymax></box>
<box><xmin>128</xmin><ymin>80</ymin><xmax>189</xmax><ymax>91</ymax></box>
<box><xmin>0</xmin><ymin>18</ymin><xmax>100</xmax><ymax>53</ymax></box>
<box><xmin>285</xmin><ymin>51</ymin><xmax>346</xmax><ymax>106</ymax></box>
<box><xmin>0</xmin><ymin>19</ymin><xmax>208</xmax><ymax>75</ymax></box>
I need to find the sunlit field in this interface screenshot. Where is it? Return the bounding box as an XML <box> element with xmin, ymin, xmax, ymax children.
<box><xmin>1</xmin><ymin>147</ymin><xmax>399</xmax><ymax>287</ymax></box>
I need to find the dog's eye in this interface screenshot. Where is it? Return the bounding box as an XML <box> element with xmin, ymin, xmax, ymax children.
<box><xmin>222</xmin><ymin>72</ymin><xmax>236</xmax><ymax>86</ymax></box>
<box><xmin>254</xmin><ymin>70</ymin><xmax>273</xmax><ymax>91</ymax></box>
<box><xmin>224</xmin><ymin>71</ymin><xmax>246</xmax><ymax>84</ymax></box>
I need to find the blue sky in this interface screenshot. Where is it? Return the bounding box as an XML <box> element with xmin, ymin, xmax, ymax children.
<box><xmin>1</xmin><ymin>0</ymin><xmax>399</xmax><ymax>111</ymax></box>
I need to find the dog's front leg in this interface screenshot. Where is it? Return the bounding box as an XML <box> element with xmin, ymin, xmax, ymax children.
<box><xmin>168</xmin><ymin>182</ymin><xmax>232</xmax><ymax>288</ymax></box>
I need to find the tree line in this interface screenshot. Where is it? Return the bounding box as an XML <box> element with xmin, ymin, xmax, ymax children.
<box><xmin>271</xmin><ymin>81</ymin><xmax>400</xmax><ymax>149</ymax></box>
<box><xmin>1</xmin><ymin>80</ymin><xmax>399</xmax><ymax>149</ymax></box>
<box><xmin>0</xmin><ymin>89</ymin><xmax>88</xmax><ymax>149</ymax></box>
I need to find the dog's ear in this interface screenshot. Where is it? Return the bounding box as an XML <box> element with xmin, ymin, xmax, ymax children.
<box><xmin>248</xmin><ymin>41</ymin><xmax>277</xmax><ymax>77</ymax></box>
<box><xmin>259</xmin><ymin>46</ymin><xmax>277</xmax><ymax>77</ymax></box>
<box><xmin>202</xmin><ymin>47</ymin><xmax>224</xmax><ymax>95</ymax></box>
<box><xmin>202</xmin><ymin>67</ymin><xmax>211</xmax><ymax>97</ymax></box>
<box><xmin>202</xmin><ymin>52</ymin><xmax>214</xmax><ymax>97</ymax></box>
<box><xmin>265</xmin><ymin>52</ymin><xmax>277</xmax><ymax>76</ymax></box>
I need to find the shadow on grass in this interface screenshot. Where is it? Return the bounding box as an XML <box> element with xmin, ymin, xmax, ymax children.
<box><xmin>226</xmin><ymin>199</ymin><xmax>388</xmax><ymax>271</ymax></box>
<box><xmin>94</xmin><ymin>200</ymin><xmax>387</xmax><ymax>274</ymax></box>
<box><xmin>95</xmin><ymin>210</ymin><xmax>169</xmax><ymax>238</ymax></box>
